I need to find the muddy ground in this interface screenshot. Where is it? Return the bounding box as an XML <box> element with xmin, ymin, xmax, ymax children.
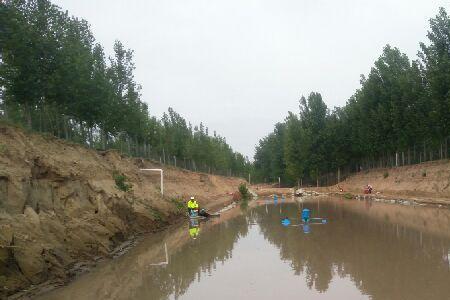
<box><xmin>0</xmin><ymin>124</ymin><xmax>244</xmax><ymax>297</ymax></box>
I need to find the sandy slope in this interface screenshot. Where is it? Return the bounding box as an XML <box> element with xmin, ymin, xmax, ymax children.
<box><xmin>253</xmin><ymin>160</ymin><xmax>450</xmax><ymax>205</ymax></box>
<box><xmin>313</xmin><ymin>160</ymin><xmax>450</xmax><ymax>203</ymax></box>
<box><xmin>0</xmin><ymin>124</ymin><xmax>244</xmax><ymax>297</ymax></box>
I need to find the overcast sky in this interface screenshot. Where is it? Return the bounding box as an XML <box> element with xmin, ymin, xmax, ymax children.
<box><xmin>54</xmin><ymin>0</ymin><xmax>448</xmax><ymax>159</ymax></box>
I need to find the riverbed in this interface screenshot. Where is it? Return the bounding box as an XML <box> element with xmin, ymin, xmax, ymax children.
<box><xmin>36</xmin><ymin>196</ymin><xmax>450</xmax><ymax>300</ymax></box>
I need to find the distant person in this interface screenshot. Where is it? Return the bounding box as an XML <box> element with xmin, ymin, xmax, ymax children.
<box><xmin>301</xmin><ymin>208</ymin><xmax>311</xmax><ymax>223</ymax></box>
<box><xmin>363</xmin><ymin>184</ymin><xmax>373</xmax><ymax>194</ymax></box>
<box><xmin>187</xmin><ymin>196</ymin><xmax>199</xmax><ymax>216</ymax></box>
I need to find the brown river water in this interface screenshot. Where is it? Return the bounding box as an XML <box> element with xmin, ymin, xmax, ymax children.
<box><xmin>37</xmin><ymin>197</ymin><xmax>450</xmax><ymax>300</ymax></box>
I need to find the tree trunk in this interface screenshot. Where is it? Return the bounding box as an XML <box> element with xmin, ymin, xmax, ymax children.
<box><xmin>445</xmin><ymin>138</ymin><xmax>448</xmax><ymax>159</ymax></box>
<box><xmin>26</xmin><ymin>103</ymin><xmax>32</xmax><ymax>129</ymax></box>
<box><xmin>80</xmin><ymin>121</ymin><xmax>85</xmax><ymax>145</ymax></box>
<box><xmin>423</xmin><ymin>142</ymin><xmax>426</xmax><ymax>162</ymax></box>
<box><xmin>64</xmin><ymin>116</ymin><xmax>69</xmax><ymax>140</ymax></box>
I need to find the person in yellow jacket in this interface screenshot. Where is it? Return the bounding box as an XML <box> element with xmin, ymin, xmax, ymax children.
<box><xmin>187</xmin><ymin>196</ymin><xmax>199</xmax><ymax>216</ymax></box>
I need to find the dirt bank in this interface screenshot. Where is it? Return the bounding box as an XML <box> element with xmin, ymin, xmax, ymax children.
<box><xmin>303</xmin><ymin>161</ymin><xmax>450</xmax><ymax>205</ymax></box>
<box><xmin>0</xmin><ymin>124</ymin><xmax>244</xmax><ymax>297</ymax></box>
<box><xmin>251</xmin><ymin>186</ymin><xmax>293</xmax><ymax>197</ymax></box>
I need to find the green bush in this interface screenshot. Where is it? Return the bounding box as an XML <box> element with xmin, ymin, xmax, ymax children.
<box><xmin>113</xmin><ymin>171</ymin><xmax>132</xmax><ymax>192</ymax></box>
<box><xmin>149</xmin><ymin>207</ymin><xmax>164</xmax><ymax>221</ymax></box>
<box><xmin>238</xmin><ymin>183</ymin><xmax>250</xmax><ymax>200</ymax></box>
<box><xmin>344</xmin><ymin>193</ymin><xmax>353</xmax><ymax>199</ymax></box>
<box><xmin>383</xmin><ymin>172</ymin><xmax>389</xmax><ymax>178</ymax></box>
<box><xmin>170</xmin><ymin>197</ymin><xmax>185</xmax><ymax>212</ymax></box>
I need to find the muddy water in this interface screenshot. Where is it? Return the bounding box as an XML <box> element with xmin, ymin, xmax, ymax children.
<box><xmin>37</xmin><ymin>197</ymin><xmax>450</xmax><ymax>300</ymax></box>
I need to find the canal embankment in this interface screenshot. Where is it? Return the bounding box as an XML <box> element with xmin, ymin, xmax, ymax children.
<box><xmin>0</xmin><ymin>124</ymin><xmax>244</xmax><ymax>298</ymax></box>
<box><xmin>253</xmin><ymin>160</ymin><xmax>450</xmax><ymax>207</ymax></box>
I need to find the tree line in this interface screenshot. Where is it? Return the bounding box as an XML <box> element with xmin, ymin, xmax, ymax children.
<box><xmin>254</xmin><ymin>8</ymin><xmax>450</xmax><ymax>186</ymax></box>
<box><xmin>0</xmin><ymin>0</ymin><xmax>251</xmax><ymax>177</ymax></box>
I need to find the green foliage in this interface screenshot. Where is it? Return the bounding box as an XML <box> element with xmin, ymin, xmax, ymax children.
<box><xmin>113</xmin><ymin>171</ymin><xmax>132</xmax><ymax>192</ymax></box>
<box><xmin>383</xmin><ymin>172</ymin><xmax>389</xmax><ymax>179</ymax></box>
<box><xmin>0</xmin><ymin>0</ymin><xmax>250</xmax><ymax>178</ymax></box>
<box><xmin>344</xmin><ymin>193</ymin><xmax>353</xmax><ymax>199</ymax></box>
<box><xmin>238</xmin><ymin>183</ymin><xmax>250</xmax><ymax>200</ymax></box>
<box><xmin>149</xmin><ymin>207</ymin><xmax>164</xmax><ymax>222</ymax></box>
<box><xmin>254</xmin><ymin>7</ymin><xmax>450</xmax><ymax>185</ymax></box>
<box><xmin>170</xmin><ymin>197</ymin><xmax>185</xmax><ymax>212</ymax></box>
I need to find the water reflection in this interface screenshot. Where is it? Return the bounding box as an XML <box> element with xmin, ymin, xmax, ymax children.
<box><xmin>38</xmin><ymin>198</ymin><xmax>450</xmax><ymax>300</ymax></box>
<box><xmin>256</xmin><ymin>200</ymin><xmax>450</xmax><ymax>299</ymax></box>
<box><xmin>188</xmin><ymin>219</ymin><xmax>200</xmax><ymax>239</ymax></box>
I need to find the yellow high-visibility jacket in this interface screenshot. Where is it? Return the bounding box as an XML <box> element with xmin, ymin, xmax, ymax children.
<box><xmin>187</xmin><ymin>200</ymin><xmax>199</xmax><ymax>209</ymax></box>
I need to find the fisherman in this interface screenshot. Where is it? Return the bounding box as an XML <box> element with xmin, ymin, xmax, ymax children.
<box><xmin>187</xmin><ymin>196</ymin><xmax>199</xmax><ymax>217</ymax></box>
<box><xmin>301</xmin><ymin>208</ymin><xmax>311</xmax><ymax>223</ymax></box>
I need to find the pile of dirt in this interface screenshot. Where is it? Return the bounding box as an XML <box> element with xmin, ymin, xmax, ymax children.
<box><xmin>0</xmin><ymin>124</ymin><xmax>244</xmax><ymax>297</ymax></box>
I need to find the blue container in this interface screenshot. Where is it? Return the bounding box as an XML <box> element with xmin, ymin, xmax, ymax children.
<box><xmin>301</xmin><ymin>208</ymin><xmax>311</xmax><ymax>222</ymax></box>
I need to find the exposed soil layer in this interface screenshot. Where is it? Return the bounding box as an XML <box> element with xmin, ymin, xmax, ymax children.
<box><xmin>254</xmin><ymin>161</ymin><xmax>450</xmax><ymax>205</ymax></box>
<box><xmin>0</xmin><ymin>124</ymin><xmax>243</xmax><ymax>297</ymax></box>
<box><xmin>312</xmin><ymin>161</ymin><xmax>450</xmax><ymax>205</ymax></box>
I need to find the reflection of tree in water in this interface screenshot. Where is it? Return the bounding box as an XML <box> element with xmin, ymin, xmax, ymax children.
<box><xmin>133</xmin><ymin>214</ymin><xmax>249</xmax><ymax>300</ymax></box>
<box><xmin>255</xmin><ymin>202</ymin><xmax>450</xmax><ymax>299</ymax></box>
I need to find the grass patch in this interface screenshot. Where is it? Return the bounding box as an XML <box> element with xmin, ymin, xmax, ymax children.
<box><xmin>113</xmin><ymin>171</ymin><xmax>132</xmax><ymax>192</ymax></box>
<box><xmin>383</xmin><ymin>172</ymin><xmax>389</xmax><ymax>178</ymax></box>
<box><xmin>170</xmin><ymin>197</ymin><xmax>185</xmax><ymax>212</ymax></box>
<box><xmin>149</xmin><ymin>207</ymin><xmax>167</xmax><ymax>222</ymax></box>
<box><xmin>344</xmin><ymin>193</ymin><xmax>353</xmax><ymax>199</ymax></box>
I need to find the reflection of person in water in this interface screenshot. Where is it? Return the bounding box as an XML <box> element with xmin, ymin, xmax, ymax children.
<box><xmin>302</xmin><ymin>223</ymin><xmax>311</xmax><ymax>234</ymax></box>
<box><xmin>189</xmin><ymin>219</ymin><xmax>200</xmax><ymax>239</ymax></box>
